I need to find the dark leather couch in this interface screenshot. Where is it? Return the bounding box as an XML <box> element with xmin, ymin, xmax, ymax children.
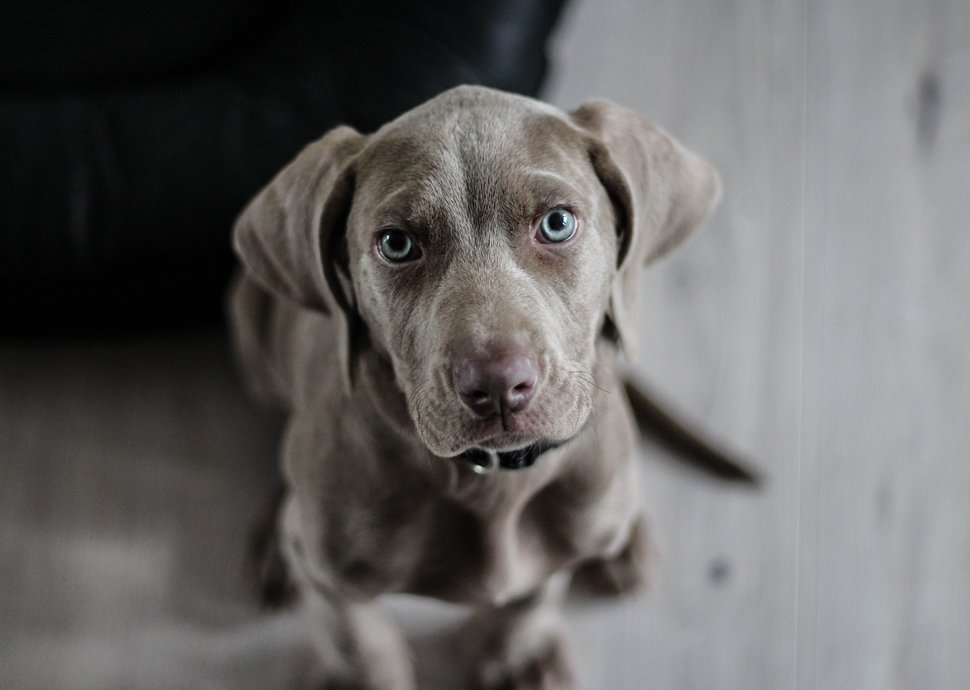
<box><xmin>1</xmin><ymin>0</ymin><xmax>566</xmax><ymax>333</ymax></box>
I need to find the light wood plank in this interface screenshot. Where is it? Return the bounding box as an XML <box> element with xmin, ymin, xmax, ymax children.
<box><xmin>801</xmin><ymin>1</ymin><xmax>970</xmax><ymax>688</ymax></box>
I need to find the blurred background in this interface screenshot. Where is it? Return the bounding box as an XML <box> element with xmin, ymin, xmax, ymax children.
<box><xmin>2</xmin><ymin>0</ymin><xmax>968</xmax><ymax>688</ymax></box>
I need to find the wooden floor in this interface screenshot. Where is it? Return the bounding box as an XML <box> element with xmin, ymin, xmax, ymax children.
<box><xmin>2</xmin><ymin>1</ymin><xmax>968</xmax><ymax>688</ymax></box>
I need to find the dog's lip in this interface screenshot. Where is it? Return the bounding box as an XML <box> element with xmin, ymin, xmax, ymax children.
<box><xmin>440</xmin><ymin>415</ymin><xmax>536</xmax><ymax>455</ymax></box>
<box><xmin>442</xmin><ymin>408</ymin><xmax>590</xmax><ymax>457</ymax></box>
<box><xmin>452</xmin><ymin>424</ymin><xmax>581</xmax><ymax>456</ymax></box>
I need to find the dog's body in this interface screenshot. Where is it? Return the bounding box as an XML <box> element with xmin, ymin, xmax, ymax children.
<box><xmin>231</xmin><ymin>86</ymin><xmax>720</xmax><ymax>689</ymax></box>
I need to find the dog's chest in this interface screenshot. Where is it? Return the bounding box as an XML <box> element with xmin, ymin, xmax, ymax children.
<box><xmin>372</xmin><ymin>458</ymin><xmax>639</xmax><ymax>606</ymax></box>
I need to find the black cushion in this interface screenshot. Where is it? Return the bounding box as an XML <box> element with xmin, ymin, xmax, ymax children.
<box><xmin>0</xmin><ymin>0</ymin><xmax>566</xmax><ymax>333</ymax></box>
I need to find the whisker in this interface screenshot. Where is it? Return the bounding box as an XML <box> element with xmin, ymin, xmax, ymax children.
<box><xmin>564</xmin><ymin>367</ymin><xmax>611</xmax><ymax>395</ymax></box>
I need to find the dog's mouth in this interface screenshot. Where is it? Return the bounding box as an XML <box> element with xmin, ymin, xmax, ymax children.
<box><xmin>409</xmin><ymin>372</ymin><xmax>595</xmax><ymax>461</ymax></box>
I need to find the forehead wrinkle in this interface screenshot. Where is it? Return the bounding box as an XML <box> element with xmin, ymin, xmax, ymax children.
<box><xmin>513</xmin><ymin>174</ymin><xmax>588</xmax><ymax>216</ymax></box>
<box><xmin>371</xmin><ymin>184</ymin><xmax>417</xmax><ymax>222</ymax></box>
<box><xmin>458</xmin><ymin>158</ymin><xmax>532</xmax><ymax>252</ymax></box>
<box><xmin>522</xmin><ymin>170</ymin><xmax>584</xmax><ymax>199</ymax></box>
<box><xmin>367</xmin><ymin>154</ymin><xmax>468</xmax><ymax>240</ymax></box>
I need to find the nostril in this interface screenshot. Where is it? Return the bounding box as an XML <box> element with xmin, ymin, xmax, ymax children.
<box><xmin>504</xmin><ymin>376</ymin><xmax>536</xmax><ymax>413</ymax></box>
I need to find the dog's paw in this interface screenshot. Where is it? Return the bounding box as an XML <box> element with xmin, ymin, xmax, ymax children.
<box><xmin>473</xmin><ymin>632</ymin><xmax>574</xmax><ymax>690</ymax></box>
<box><xmin>571</xmin><ymin>515</ymin><xmax>649</xmax><ymax>598</ymax></box>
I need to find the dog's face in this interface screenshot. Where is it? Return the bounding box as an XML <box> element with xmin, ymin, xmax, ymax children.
<box><xmin>234</xmin><ymin>86</ymin><xmax>720</xmax><ymax>459</ymax></box>
<box><xmin>346</xmin><ymin>95</ymin><xmax>616</xmax><ymax>456</ymax></box>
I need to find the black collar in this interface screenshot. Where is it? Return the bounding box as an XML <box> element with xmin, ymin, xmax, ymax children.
<box><xmin>457</xmin><ymin>439</ymin><xmax>565</xmax><ymax>473</ymax></box>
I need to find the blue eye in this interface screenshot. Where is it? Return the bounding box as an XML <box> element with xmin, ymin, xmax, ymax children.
<box><xmin>538</xmin><ymin>208</ymin><xmax>577</xmax><ymax>243</ymax></box>
<box><xmin>378</xmin><ymin>229</ymin><xmax>419</xmax><ymax>262</ymax></box>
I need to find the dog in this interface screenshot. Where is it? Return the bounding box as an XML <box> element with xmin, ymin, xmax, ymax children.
<box><xmin>230</xmin><ymin>85</ymin><xmax>730</xmax><ymax>689</ymax></box>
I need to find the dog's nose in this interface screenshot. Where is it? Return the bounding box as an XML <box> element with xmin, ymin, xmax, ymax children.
<box><xmin>453</xmin><ymin>350</ymin><xmax>539</xmax><ymax>417</ymax></box>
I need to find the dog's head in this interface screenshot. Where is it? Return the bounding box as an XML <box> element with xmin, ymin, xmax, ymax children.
<box><xmin>234</xmin><ymin>86</ymin><xmax>719</xmax><ymax>458</ymax></box>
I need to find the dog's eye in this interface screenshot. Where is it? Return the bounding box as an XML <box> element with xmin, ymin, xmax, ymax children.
<box><xmin>537</xmin><ymin>208</ymin><xmax>577</xmax><ymax>243</ymax></box>
<box><xmin>378</xmin><ymin>229</ymin><xmax>420</xmax><ymax>262</ymax></box>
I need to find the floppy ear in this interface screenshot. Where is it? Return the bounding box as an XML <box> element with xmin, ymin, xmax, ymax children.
<box><xmin>232</xmin><ymin>125</ymin><xmax>366</xmax><ymax>389</ymax></box>
<box><xmin>570</xmin><ymin>100</ymin><xmax>721</xmax><ymax>358</ymax></box>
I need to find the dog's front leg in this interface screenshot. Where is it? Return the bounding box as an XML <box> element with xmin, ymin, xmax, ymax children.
<box><xmin>279</xmin><ymin>498</ymin><xmax>414</xmax><ymax>690</ymax></box>
<box><xmin>463</xmin><ymin>572</ymin><xmax>575</xmax><ymax>690</ymax></box>
<box><xmin>300</xmin><ymin>586</ymin><xmax>415</xmax><ymax>690</ymax></box>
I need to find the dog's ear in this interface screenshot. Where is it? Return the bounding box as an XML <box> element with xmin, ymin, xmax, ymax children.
<box><xmin>570</xmin><ymin>101</ymin><xmax>721</xmax><ymax>358</ymax></box>
<box><xmin>233</xmin><ymin>126</ymin><xmax>367</xmax><ymax>389</ymax></box>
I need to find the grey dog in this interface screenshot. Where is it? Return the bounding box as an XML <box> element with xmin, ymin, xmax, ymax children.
<box><xmin>230</xmin><ymin>85</ymin><xmax>734</xmax><ymax>689</ymax></box>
